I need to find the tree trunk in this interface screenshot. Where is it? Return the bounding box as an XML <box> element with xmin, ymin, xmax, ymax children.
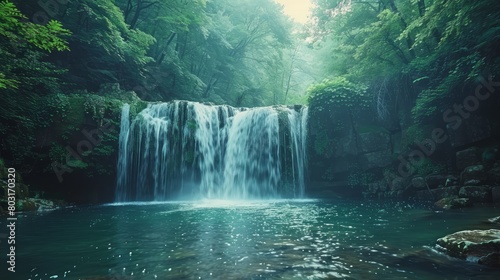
<box><xmin>386</xmin><ymin>0</ymin><xmax>415</xmax><ymax>60</ymax></box>
<box><xmin>129</xmin><ymin>0</ymin><xmax>142</xmax><ymax>29</ymax></box>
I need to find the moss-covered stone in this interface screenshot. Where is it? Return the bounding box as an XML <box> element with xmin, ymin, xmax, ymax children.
<box><xmin>459</xmin><ymin>186</ymin><xmax>492</xmax><ymax>202</ymax></box>
<box><xmin>434</xmin><ymin>196</ymin><xmax>472</xmax><ymax>210</ymax></box>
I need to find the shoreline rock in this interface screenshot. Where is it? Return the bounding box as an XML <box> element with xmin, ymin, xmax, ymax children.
<box><xmin>434</xmin><ymin>196</ymin><xmax>472</xmax><ymax>210</ymax></box>
<box><xmin>436</xmin><ymin>229</ymin><xmax>500</xmax><ymax>267</ymax></box>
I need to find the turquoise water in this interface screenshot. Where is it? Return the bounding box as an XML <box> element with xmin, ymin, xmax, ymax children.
<box><xmin>1</xmin><ymin>200</ymin><xmax>499</xmax><ymax>279</ymax></box>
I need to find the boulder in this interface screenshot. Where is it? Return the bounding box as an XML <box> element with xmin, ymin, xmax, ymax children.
<box><xmin>366</xmin><ymin>180</ymin><xmax>388</xmax><ymax>193</ymax></box>
<box><xmin>436</xmin><ymin>229</ymin><xmax>500</xmax><ymax>267</ymax></box>
<box><xmin>445</xmin><ymin>175</ymin><xmax>458</xmax><ymax>187</ymax></box>
<box><xmin>333</xmin><ymin>132</ymin><xmax>360</xmax><ymax>157</ymax></box>
<box><xmin>411</xmin><ymin>177</ymin><xmax>426</xmax><ymax>190</ymax></box>
<box><xmin>456</xmin><ymin>147</ymin><xmax>480</xmax><ymax>171</ymax></box>
<box><xmin>434</xmin><ymin>196</ymin><xmax>472</xmax><ymax>210</ymax></box>
<box><xmin>390</xmin><ymin>177</ymin><xmax>407</xmax><ymax>191</ymax></box>
<box><xmin>426</xmin><ymin>175</ymin><xmax>447</xmax><ymax>189</ymax></box>
<box><xmin>447</xmin><ymin>115</ymin><xmax>491</xmax><ymax>148</ymax></box>
<box><xmin>481</xmin><ymin>147</ymin><xmax>499</xmax><ymax>167</ymax></box>
<box><xmin>359</xmin><ymin>131</ymin><xmax>390</xmax><ymax>153</ymax></box>
<box><xmin>414</xmin><ymin>186</ymin><xmax>460</xmax><ymax>200</ymax></box>
<box><xmin>487</xmin><ymin>216</ymin><xmax>500</xmax><ymax>224</ymax></box>
<box><xmin>17</xmin><ymin>198</ymin><xmax>58</xmax><ymax>212</ymax></box>
<box><xmin>487</xmin><ymin>166</ymin><xmax>500</xmax><ymax>184</ymax></box>
<box><xmin>461</xmin><ymin>165</ymin><xmax>487</xmax><ymax>185</ymax></box>
<box><xmin>463</xmin><ymin>179</ymin><xmax>481</xmax><ymax>186</ymax></box>
<box><xmin>459</xmin><ymin>186</ymin><xmax>492</xmax><ymax>202</ymax></box>
<box><xmin>364</xmin><ymin>149</ymin><xmax>392</xmax><ymax>168</ymax></box>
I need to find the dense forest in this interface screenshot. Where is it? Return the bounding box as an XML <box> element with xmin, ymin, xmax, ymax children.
<box><xmin>306</xmin><ymin>0</ymin><xmax>500</xmax><ymax>199</ymax></box>
<box><xmin>0</xmin><ymin>0</ymin><xmax>500</xmax><ymax>201</ymax></box>
<box><xmin>0</xmin><ymin>0</ymin><xmax>315</xmax><ymax>105</ymax></box>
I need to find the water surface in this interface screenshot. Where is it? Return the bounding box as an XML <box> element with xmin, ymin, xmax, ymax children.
<box><xmin>2</xmin><ymin>200</ymin><xmax>499</xmax><ymax>279</ymax></box>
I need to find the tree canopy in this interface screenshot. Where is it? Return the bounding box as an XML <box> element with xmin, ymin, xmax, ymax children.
<box><xmin>308</xmin><ymin>0</ymin><xmax>500</xmax><ymax>126</ymax></box>
<box><xmin>1</xmin><ymin>0</ymin><xmax>318</xmax><ymax>107</ymax></box>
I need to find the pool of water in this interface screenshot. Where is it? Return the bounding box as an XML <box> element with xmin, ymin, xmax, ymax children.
<box><xmin>1</xmin><ymin>199</ymin><xmax>499</xmax><ymax>279</ymax></box>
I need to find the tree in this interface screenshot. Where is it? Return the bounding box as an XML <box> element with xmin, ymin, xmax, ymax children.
<box><xmin>309</xmin><ymin>0</ymin><xmax>500</xmax><ymax>126</ymax></box>
<box><xmin>55</xmin><ymin>0</ymin><xmax>154</xmax><ymax>90</ymax></box>
<box><xmin>0</xmin><ymin>0</ymin><xmax>70</xmax><ymax>89</ymax></box>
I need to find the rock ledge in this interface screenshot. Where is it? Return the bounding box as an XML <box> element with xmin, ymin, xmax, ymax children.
<box><xmin>436</xmin><ymin>229</ymin><xmax>500</xmax><ymax>267</ymax></box>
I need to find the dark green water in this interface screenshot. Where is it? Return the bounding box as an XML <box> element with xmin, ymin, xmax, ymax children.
<box><xmin>1</xmin><ymin>200</ymin><xmax>499</xmax><ymax>279</ymax></box>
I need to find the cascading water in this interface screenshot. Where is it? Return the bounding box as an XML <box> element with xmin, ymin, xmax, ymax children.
<box><xmin>115</xmin><ymin>103</ymin><xmax>130</xmax><ymax>202</ymax></box>
<box><xmin>287</xmin><ymin>107</ymin><xmax>309</xmax><ymax>197</ymax></box>
<box><xmin>115</xmin><ymin>101</ymin><xmax>308</xmax><ymax>201</ymax></box>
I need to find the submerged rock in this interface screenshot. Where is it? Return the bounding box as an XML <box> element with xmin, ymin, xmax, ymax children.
<box><xmin>434</xmin><ymin>196</ymin><xmax>472</xmax><ymax>210</ymax></box>
<box><xmin>436</xmin><ymin>229</ymin><xmax>500</xmax><ymax>267</ymax></box>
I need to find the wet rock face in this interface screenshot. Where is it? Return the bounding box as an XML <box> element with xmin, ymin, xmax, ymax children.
<box><xmin>456</xmin><ymin>147</ymin><xmax>481</xmax><ymax>171</ymax></box>
<box><xmin>411</xmin><ymin>177</ymin><xmax>426</xmax><ymax>190</ymax></box>
<box><xmin>426</xmin><ymin>175</ymin><xmax>447</xmax><ymax>189</ymax></box>
<box><xmin>459</xmin><ymin>186</ymin><xmax>492</xmax><ymax>202</ymax></box>
<box><xmin>436</xmin><ymin>229</ymin><xmax>500</xmax><ymax>267</ymax></box>
<box><xmin>414</xmin><ymin>186</ymin><xmax>460</xmax><ymax>201</ymax></box>
<box><xmin>461</xmin><ymin>165</ymin><xmax>487</xmax><ymax>185</ymax></box>
<box><xmin>488</xmin><ymin>166</ymin><xmax>500</xmax><ymax>185</ymax></box>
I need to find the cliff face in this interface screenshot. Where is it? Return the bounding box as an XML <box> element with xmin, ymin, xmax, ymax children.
<box><xmin>0</xmin><ymin>84</ymin><xmax>148</xmax><ymax>205</ymax></box>
<box><xmin>306</xmin><ymin>83</ymin><xmax>500</xmax><ymax>203</ymax></box>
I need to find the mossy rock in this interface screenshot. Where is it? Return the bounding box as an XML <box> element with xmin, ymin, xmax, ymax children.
<box><xmin>434</xmin><ymin>196</ymin><xmax>473</xmax><ymax>210</ymax></box>
<box><xmin>436</xmin><ymin>229</ymin><xmax>500</xmax><ymax>267</ymax></box>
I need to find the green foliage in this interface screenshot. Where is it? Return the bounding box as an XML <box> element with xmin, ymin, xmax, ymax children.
<box><xmin>35</xmin><ymin>94</ymin><xmax>70</xmax><ymax>128</ymax></box>
<box><xmin>57</xmin><ymin>0</ymin><xmax>154</xmax><ymax>88</ymax></box>
<box><xmin>307</xmin><ymin>77</ymin><xmax>369</xmax><ymax>109</ymax></box>
<box><xmin>84</xmin><ymin>95</ymin><xmax>108</xmax><ymax>121</ymax></box>
<box><xmin>310</xmin><ymin>0</ymin><xmax>500</xmax><ymax>125</ymax></box>
<box><xmin>400</xmin><ymin>124</ymin><xmax>426</xmax><ymax>153</ymax></box>
<box><xmin>0</xmin><ymin>73</ymin><xmax>17</xmax><ymax>89</ymax></box>
<box><xmin>0</xmin><ymin>0</ymin><xmax>70</xmax><ymax>51</ymax></box>
<box><xmin>21</xmin><ymin>20</ymin><xmax>71</xmax><ymax>52</ymax></box>
<box><xmin>0</xmin><ymin>0</ymin><xmax>70</xmax><ymax>90</ymax></box>
<box><xmin>411</xmin><ymin>90</ymin><xmax>442</xmax><ymax>123</ymax></box>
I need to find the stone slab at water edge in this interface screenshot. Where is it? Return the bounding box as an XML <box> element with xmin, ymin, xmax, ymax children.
<box><xmin>436</xmin><ymin>229</ymin><xmax>500</xmax><ymax>267</ymax></box>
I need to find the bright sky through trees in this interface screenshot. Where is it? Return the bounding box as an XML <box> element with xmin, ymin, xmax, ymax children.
<box><xmin>274</xmin><ymin>0</ymin><xmax>314</xmax><ymax>24</ymax></box>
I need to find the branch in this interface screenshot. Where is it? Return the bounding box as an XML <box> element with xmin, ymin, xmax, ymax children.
<box><xmin>139</xmin><ymin>1</ymin><xmax>159</xmax><ymax>11</ymax></box>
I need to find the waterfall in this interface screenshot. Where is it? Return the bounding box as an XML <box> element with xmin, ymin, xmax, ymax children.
<box><xmin>115</xmin><ymin>101</ymin><xmax>308</xmax><ymax>201</ymax></box>
<box><xmin>287</xmin><ymin>106</ymin><xmax>309</xmax><ymax>197</ymax></box>
<box><xmin>115</xmin><ymin>103</ymin><xmax>130</xmax><ymax>202</ymax></box>
<box><xmin>222</xmin><ymin>107</ymin><xmax>280</xmax><ymax>199</ymax></box>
